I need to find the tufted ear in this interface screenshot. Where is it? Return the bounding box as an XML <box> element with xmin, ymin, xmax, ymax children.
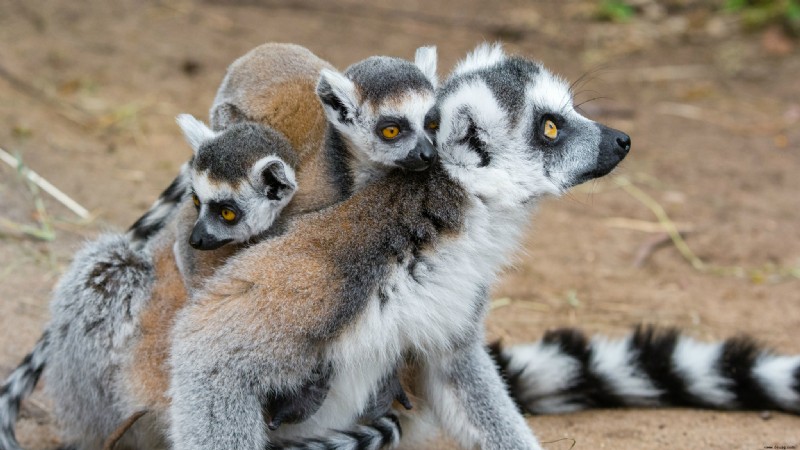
<box><xmin>176</xmin><ymin>114</ymin><xmax>216</xmax><ymax>155</ymax></box>
<box><xmin>209</xmin><ymin>102</ymin><xmax>248</xmax><ymax>132</ymax></box>
<box><xmin>452</xmin><ymin>42</ymin><xmax>506</xmax><ymax>77</ymax></box>
<box><xmin>252</xmin><ymin>157</ymin><xmax>297</xmax><ymax>202</ymax></box>
<box><xmin>414</xmin><ymin>46</ymin><xmax>438</xmax><ymax>90</ymax></box>
<box><xmin>316</xmin><ymin>68</ymin><xmax>359</xmax><ymax>126</ymax></box>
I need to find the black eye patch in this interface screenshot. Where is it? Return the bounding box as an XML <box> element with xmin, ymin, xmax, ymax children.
<box><xmin>375</xmin><ymin>116</ymin><xmax>411</xmax><ymax>141</ymax></box>
<box><xmin>458</xmin><ymin>118</ymin><xmax>490</xmax><ymax>167</ymax></box>
<box><xmin>207</xmin><ymin>201</ymin><xmax>242</xmax><ymax>226</ymax></box>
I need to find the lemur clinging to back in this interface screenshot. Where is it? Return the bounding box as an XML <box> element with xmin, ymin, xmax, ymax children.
<box><xmin>0</xmin><ymin>43</ymin><xmax>440</xmax><ymax>450</ymax></box>
<box><xmin>161</xmin><ymin>42</ymin><xmax>636</xmax><ymax>450</ymax></box>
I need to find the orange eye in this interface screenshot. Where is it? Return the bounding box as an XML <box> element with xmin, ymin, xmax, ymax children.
<box><xmin>381</xmin><ymin>126</ymin><xmax>400</xmax><ymax>139</ymax></box>
<box><xmin>192</xmin><ymin>194</ymin><xmax>200</xmax><ymax>207</ymax></box>
<box><xmin>220</xmin><ymin>208</ymin><xmax>236</xmax><ymax>222</ymax></box>
<box><xmin>543</xmin><ymin>120</ymin><xmax>558</xmax><ymax>140</ymax></box>
<box><xmin>427</xmin><ymin>121</ymin><xmax>439</xmax><ymax>130</ymax></box>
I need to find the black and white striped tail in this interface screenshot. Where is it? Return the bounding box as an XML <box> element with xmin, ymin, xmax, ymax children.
<box><xmin>490</xmin><ymin>325</ymin><xmax>800</xmax><ymax>415</ymax></box>
<box><xmin>0</xmin><ymin>332</ymin><xmax>50</xmax><ymax>450</ymax></box>
<box><xmin>126</xmin><ymin>162</ymin><xmax>191</xmax><ymax>249</ymax></box>
<box><xmin>266</xmin><ymin>413</ymin><xmax>402</xmax><ymax>450</ymax></box>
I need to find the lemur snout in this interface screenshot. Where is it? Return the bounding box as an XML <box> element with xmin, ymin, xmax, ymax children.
<box><xmin>396</xmin><ymin>136</ymin><xmax>437</xmax><ymax>171</ymax></box>
<box><xmin>615</xmin><ymin>132</ymin><xmax>631</xmax><ymax>155</ymax></box>
<box><xmin>596</xmin><ymin>125</ymin><xmax>630</xmax><ymax>171</ymax></box>
<box><xmin>189</xmin><ymin>224</ymin><xmax>232</xmax><ymax>251</ymax></box>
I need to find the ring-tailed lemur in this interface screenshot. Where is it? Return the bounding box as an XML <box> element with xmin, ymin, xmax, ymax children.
<box><xmin>172</xmin><ymin>114</ymin><xmax>415</xmax><ymax>434</ymax></box>
<box><xmin>168</xmin><ymin>114</ymin><xmax>300</xmax><ymax>291</ymax></box>
<box><xmin>491</xmin><ymin>324</ymin><xmax>800</xmax><ymax>415</ymax></box>
<box><xmin>0</xmin><ymin>44</ymin><xmax>440</xmax><ymax>450</ymax></box>
<box><xmin>158</xmin><ymin>42</ymin><xmax>634</xmax><ymax>450</ymax></box>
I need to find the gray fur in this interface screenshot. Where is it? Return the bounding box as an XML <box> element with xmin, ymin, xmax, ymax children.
<box><xmin>344</xmin><ymin>56</ymin><xmax>433</xmax><ymax>106</ymax></box>
<box><xmin>45</xmin><ymin>234</ymin><xmax>155</xmax><ymax>449</ymax></box>
<box><xmin>193</xmin><ymin>122</ymin><xmax>298</xmax><ymax>185</ymax></box>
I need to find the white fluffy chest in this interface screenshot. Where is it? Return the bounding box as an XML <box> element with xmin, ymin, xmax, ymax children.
<box><xmin>275</xmin><ymin>202</ymin><xmax>526</xmax><ymax>438</ymax></box>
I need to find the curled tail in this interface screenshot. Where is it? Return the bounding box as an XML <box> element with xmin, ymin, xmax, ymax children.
<box><xmin>126</xmin><ymin>162</ymin><xmax>191</xmax><ymax>249</ymax></box>
<box><xmin>490</xmin><ymin>325</ymin><xmax>800</xmax><ymax>415</ymax></box>
<box><xmin>0</xmin><ymin>332</ymin><xmax>50</xmax><ymax>450</ymax></box>
<box><xmin>266</xmin><ymin>413</ymin><xmax>402</xmax><ymax>450</ymax></box>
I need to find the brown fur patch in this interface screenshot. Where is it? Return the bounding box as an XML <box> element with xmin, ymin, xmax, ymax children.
<box><xmin>126</xmin><ymin>227</ymin><xmax>188</xmax><ymax>409</ymax></box>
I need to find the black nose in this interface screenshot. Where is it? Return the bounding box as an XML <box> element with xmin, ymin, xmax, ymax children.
<box><xmin>395</xmin><ymin>136</ymin><xmax>437</xmax><ymax>172</ymax></box>
<box><xmin>616</xmin><ymin>132</ymin><xmax>631</xmax><ymax>154</ymax></box>
<box><xmin>189</xmin><ymin>224</ymin><xmax>231</xmax><ymax>251</ymax></box>
<box><xmin>418</xmin><ymin>142</ymin><xmax>434</xmax><ymax>162</ymax></box>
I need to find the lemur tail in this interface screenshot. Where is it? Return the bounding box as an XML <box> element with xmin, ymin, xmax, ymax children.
<box><xmin>0</xmin><ymin>332</ymin><xmax>50</xmax><ymax>450</ymax></box>
<box><xmin>266</xmin><ymin>413</ymin><xmax>402</xmax><ymax>450</ymax></box>
<box><xmin>490</xmin><ymin>325</ymin><xmax>800</xmax><ymax>415</ymax></box>
<box><xmin>126</xmin><ymin>162</ymin><xmax>191</xmax><ymax>249</ymax></box>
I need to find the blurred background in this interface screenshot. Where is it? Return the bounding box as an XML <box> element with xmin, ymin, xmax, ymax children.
<box><xmin>0</xmin><ymin>0</ymin><xmax>798</xmax><ymax>448</ymax></box>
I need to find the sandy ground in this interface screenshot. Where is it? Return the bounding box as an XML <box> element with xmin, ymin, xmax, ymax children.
<box><xmin>0</xmin><ymin>1</ymin><xmax>798</xmax><ymax>449</ymax></box>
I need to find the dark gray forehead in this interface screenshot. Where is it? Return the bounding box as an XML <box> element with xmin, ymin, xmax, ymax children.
<box><xmin>193</xmin><ymin>122</ymin><xmax>297</xmax><ymax>183</ymax></box>
<box><xmin>438</xmin><ymin>57</ymin><xmax>542</xmax><ymax>124</ymax></box>
<box><xmin>345</xmin><ymin>56</ymin><xmax>433</xmax><ymax>104</ymax></box>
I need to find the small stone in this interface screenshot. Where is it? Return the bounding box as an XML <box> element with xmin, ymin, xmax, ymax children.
<box><xmin>759</xmin><ymin>410</ymin><xmax>772</xmax><ymax>420</ymax></box>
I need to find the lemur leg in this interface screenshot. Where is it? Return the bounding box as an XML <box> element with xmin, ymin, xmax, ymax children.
<box><xmin>168</xmin><ymin>352</ymin><xmax>269</xmax><ymax>450</ymax></box>
<box><xmin>424</xmin><ymin>339</ymin><xmax>543</xmax><ymax>450</ymax></box>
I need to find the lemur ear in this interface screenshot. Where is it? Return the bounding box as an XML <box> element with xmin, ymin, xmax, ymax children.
<box><xmin>253</xmin><ymin>157</ymin><xmax>297</xmax><ymax>201</ymax></box>
<box><xmin>452</xmin><ymin>42</ymin><xmax>506</xmax><ymax>77</ymax></box>
<box><xmin>414</xmin><ymin>46</ymin><xmax>438</xmax><ymax>89</ymax></box>
<box><xmin>209</xmin><ymin>102</ymin><xmax>247</xmax><ymax>132</ymax></box>
<box><xmin>316</xmin><ymin>69</ymin><xmax>359</xmax><ymax>126</ymax></box>
<box><xmin>176</xmin><ymin>114</ymin><xmax>216</xmax><ymax>155</ymax></box>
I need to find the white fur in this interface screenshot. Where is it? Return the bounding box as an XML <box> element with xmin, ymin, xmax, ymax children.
<box><xmin>414</xmin><ymin>46</ymin><xmax>438</xmax><ymax>89</ymax></box>
<box><xmin>453</xmin><ymin>42</ymin><xmax>506</xmax><ymax>76</ymax></box>
<box><xmin>318</xmin><ymin>69</ymin><xmax>359</xmax><ymax>122</ymax></box>
<box><xmin>251</xmin><ymin>155</ymin><xmax>298</xmax><ymax>192</ymax></box>
<box><xmin>672</xmin><ymin>338</ymin><xmax>736</xmax><ymax>406</ymax></box>
<box><xmin>589</xmin><ymin>336</ymin><xmax>663</xmax><ymax>405</ymax></box>
<box><xmin>753</xmin><ymin>354</ymin><xmax>800</xmax><ymax>412</ymax></box>
<box><xmin>437</xmin><ymin>79</ymin><xmax>561</xmax><ymax>206</ymax></box>
<box><xmin>505</xmin><ymin>342</ymin><xmax>583</xmax><ymax>413</ymax></box>
<box><xmin>176</xmin><ymin>114</ymin><xmax>216</xmax><ymax>154</ymax></box>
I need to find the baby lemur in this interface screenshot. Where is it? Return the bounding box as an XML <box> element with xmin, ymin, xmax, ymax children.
<box><xmin>172</xmin><ymin>113</ymin><xmax>414</xmax><ymax>432</ymax></box>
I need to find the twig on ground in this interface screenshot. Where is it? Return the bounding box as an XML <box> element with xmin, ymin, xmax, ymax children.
<box><xmin>633</xmin><ymin>231</ymin><xmax>692</xmax><ymax>268</ymax></box>
<box><xmin>615</xmin><ymin>176</ymin><xmax>706</xmax><ymax>271</ymax></box>
<box><xmin>0</xmin><ymin>147</ymin><xmax>91</xmax><ymax>220</ymax></box>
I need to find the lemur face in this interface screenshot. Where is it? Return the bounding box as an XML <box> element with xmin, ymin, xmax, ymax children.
<box><xmin>436</xmin><ymin>44</ymin><xmax>630</xmax><ymax>207</ymax></box>
<box><xmin>176</xmin><ymin>115</ymin><xmax>298</xmax><ymax>251</ymax></box>
<box><xmin>316</xmin><ymin>47</ymin><xmax>440</xmax><ymax>172</ymax></box>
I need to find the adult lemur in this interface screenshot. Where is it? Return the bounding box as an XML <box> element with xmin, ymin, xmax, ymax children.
<box><xmin>0</xmin><ymin>43</ymin><xmax>439</xmax><ymax>450</ymax></box>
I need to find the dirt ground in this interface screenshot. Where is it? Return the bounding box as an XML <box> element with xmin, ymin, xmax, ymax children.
<box><xmin>0</xmin><ymin>1</ymin><xmax>798</xmax><ymax>449</ymax></box>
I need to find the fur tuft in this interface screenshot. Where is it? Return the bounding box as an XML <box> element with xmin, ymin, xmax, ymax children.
<box><xmin>316</xmin><ymin>69</ymin><xmax>358</xmax><ymax>125</ymax></box>
<box><xmin>452</xmin><ymin>42</ymin><xmax>506</xmax><ymax>76</ymax></box>
<box><xmin>413</xmin><ymin>46</ymin><xmax>438</xmax><ymax>90</ymax></box>
<box><xmin>176</xmin><ymin>114</ymin><xmax>216</xmax><ymax>154</ymax></box>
